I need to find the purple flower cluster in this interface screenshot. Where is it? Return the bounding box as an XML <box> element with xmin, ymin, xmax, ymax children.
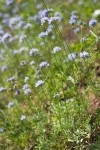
<box><xmin>35</xmin><ymin>80</ymin><xmax>44</xmax><ymax>87</ymax></box>
<box><xmin>69</xmin><ymin>11</ymin><xmax>78</xmax><ymax>25</ymax></box>
<box><xmin>67</xmin><ymin>51</ymin><xmax>89</xmax><ymax>60</ymax></box>
<box><xmin>53</xmin><ymin>46</ymin><xmax>61</xmax><ymax>53</ymax></box>
<box><xmin>89</xmin><ymin>19</ymin><xmax>97</xmax><ymax>27</ymax></box>
<box><xmin>39</xmin><ymin>61</ymin><xmax>50</xmax><ymax>68</ymax></box>
<box><xmin>80</xmin><ymin>51</ymin><xmax>89</xmax><ymax>58</ymax></box>
<box><xmin>22</xmin><ymin>84</ymin><xmax>31</xmax><ymax>94</ymax></box>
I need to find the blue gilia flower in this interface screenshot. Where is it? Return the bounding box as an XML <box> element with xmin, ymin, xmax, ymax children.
<box><xmin>53</xmin><ymin>46</ymin><xmax>61</xmax><ymax>53</ymax></box>
<box><xmin>16</xmin><ymin>89</ymin><xmax>20</xmax><ymax>95</ymax></box>
<box><xmin>35</xmin><ymin>80</ymin><xmax>44</xmax><ymax>87</ymax></box>
<box><xmin>30</xmin><ymin>48</ymin><xmax>38</xmax><ymax>56</ymax></box>
<box><xmin>8</xmin><ymin>101</ymin><xmax>14</xmax><ymax>108</ymax></box>
<box><xmin>68</xmin><ymin>52</ymin><xmax>78</xmax><ymax>60</ymax></box>
<box><xmin>0</xmin><ymin>128</ymin><xmax>5</xmax><ymax>133</ymax></box>
<box><xmin>1</xmin><ymin>66</ymin><xmax>7</xmax><ymax>72</ymax></box>
<box><xmin>23</xmin><ymin>84</ymin><xmax>29</xmax><ymax>90</ymax></box>
<box><xmin>80</xmin><ymin>51</ymin><xmax>89</xmax><ymax>58</ymax></box>
<box><xmin>20</xmin><ymin>115</ymin><xmax>26</xmax><ymax>121</ymax></box>
<box><xmin>39</xmin><ymin>61</ymin><xmax>50</xmax><ymax>68</ymax></box>
<box><xmin>89</xmin><ymin>19</ymin><xmax>97</xmax><ymax>27</ymax></box>
<box><xmin>24</xmin><ymin>88</ymin><xmax>31</xmax><ymax>94</ymax></box>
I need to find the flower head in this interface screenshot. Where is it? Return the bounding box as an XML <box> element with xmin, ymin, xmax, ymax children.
<box><xmin>80</xmin><ymin>51</ymin><xmax>89</xmax><ymax>58</ymax></box>
<box><xmin>53</xmin><ymin>46</ymin><xmax>61</xmax><ymax>53</ymax></box>
<box><xmin>8</xmin><ymin>101</ymin><xmax>14</xmax><ymax>108</ymax></box>
<box><xmin>6</xmin><ymin>0</ymin><xmax>14</xmax><ymax>6</ymax></box>
<box><xmin>16</xmin><ymin>89</ymin><xmax>20</xmax><ymax>95</ymax></box>
<box><xmin>2</xmin><ymin>33</ymin><xmax>11</xmax><ymax>43</ymax></box>
<box><xmin>30</xmin><ymin>48</ymin><xmax>38</xmax><ymax>56</ymax></box>
<box><xmin>30</xmin><ymin>60</ymin><xmax>35</xmax><ymax>65</ymax></box>
<box><xmin>69</xmin><ymin>15</ymin><xmax>78</xmax><ymax>25</ymax></box>
<box><xmin>0</xmin><ymin>128</ymin><xmax>5</xmax><ymax>133</ymax></box>
<box><xmin>24</xmin><ymin>88</ymin><xmax>31</xmax><ymax>94</ymax></box>
<box><xmin>19</xmin><ymin>34</ymin><xmax>26</xmax><ymax>43</ymax></box>
<box><xmin>38</xmin><ymin>32</ymin><xmax>47</xmax><ymax>38</ymax></box>
<box><xmin>35</xmin><ymin>80</ymin><xmax>44</xmax><ymax>87</ymax></box>
<box><xmin>1</xmin><ymin>66</ymin><xmax>7</xmax><ymax>72</ymax></box>
<box><xmin>23</xmin><ymin>84</ymin><xmax>29</xmax><ymax>90</ymax></box>
<box><xmin>7</xmin><ymin>76</ymin><xmax>15</xmax><ymax>82</ymax></box>
<box><xmin>39</xmin><ymin>61</ymin><xmax>50</xmax><ymax>68</ymax></box>
<box><xmin>68</xmin><ymin>52</ymin><xmax>78</xmax><ymax>60</ymax></box>
<box><xmin>89</xmin><ymin>19</ymin><xmax>97</xmax><ymax>27</ymax></box>
<box><xmin>20</xmin><ymin>115</ymin><xmax>26</xmax><ymax>121</ymax></box>
<box><xmin>74</xmin><ymin>27</ymin><xmax>80</xmax><ymax>34</ymax></box>
<box><xmin>0</xmin><ymin>87</ymin><xmax>7</xmax><ymax>92</ymax></box>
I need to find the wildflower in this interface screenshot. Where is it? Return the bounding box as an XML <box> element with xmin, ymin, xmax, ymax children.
<box><xmin>68</xmin><ymin>52</ymin><xmax>78</xmax><ymax>60</ymax></box>
<box><xmin>24</xmin><ymin>88</ymin><xmax>31</xmax><ymax>94</ymax></box>
<box><xmin>9</xmin><ymin>17</ymin><xmax>18</xmax><ymax>28</ymax></box>
<box><xmin>7</xmin><ymin>76</ymin><xmax>15</xmax><ymax>82</ymax></box>
<box><xmin>30</xmin><ymin>60</ymin><xmax>35</xmax><ymax>65</ymax></box>
<box><xmin>35</xmin><ymin>80</ymin><xmax>44</xmax><ymax>87</ymax></box>
<box><xmin>69</xmin><ymin>18</ymin><xmax>76</xmax><ymax>25</ymax></box>
<box><xmin>0</xmin><ymin>87</ymin><xmax>7</xmax><ymax>92</ymax></box>
<box><xmin>30</xmin><ymin>48</ymin><xmax>38</xmax><ymax>56</ymax></box>
<box><xmin>74</xmin><ymin>27</ymin><xmax>80</xmax><ymax>34</ymax></box>
<box><xmin>9</xmin><ymin>36</ymin><xmax>16</xmax><ymax>43</ymax></box>
<box><xmin>46</xmin><ymin>27</ymin><xmax>52</xmax><ymax>34</ymax></box>
<box><xmin>41</xmin><ymin>17</ymin><xmax>49</xmax><ymax>25</ymax></box>
<box><xmin>41</xmin><ymin>9</ymin><xmax>49</xmax><ymax>18</ymax></box>
<box><xmin>80</xmin><ymin>37</ymin><xmax>88</xmax><ymax>42</ymax></box>
<box><xmin>38</xmin><ymin>32</ymin><xmax>47</xmax><ymax>38</ymax></box>
<box><xmin>80</xmin><ymin>51</ymin><xmax>89</xmax><ymax>58</ymax></box>
<box><xmin>16</xmin><ymin>89</ymin><xmax>20</xmax><ymax>95</ymax></box>
<box><xmin>77</xmin><ymin>20</ymin><xmax>85</xmax><ymax>26</ymax></box>
<box><xmin>71</xmin><ymin>11</ymin><xmax>77</xmax><ymax>16</ymax></box>
<box><xmin>49</xmin><ymin>17</ymin><xmax>60</xmax><ymax>24</ymax></box>
<box><xmin>24</xmin><ymin>23</ymin><xmax>32</xmax><ymax>29</ymax></box>
<box><xmin>15</xmin><ymin>20</ymin><xmax>25</xmax><ymax>29</ymax></box>
<box><xmin>20</xmin><ymin>115</ymin><xmax>26</xmax><ymax>121</ymax></box>
<box><xmin>19</xmin><ymin>34</ymin><xmax>26</xmax><ymax>43</ymax></box>
<box><xmin>0</xmin><ymin>128</ymin><xmax>5</xmax><ymax>133</ymax></box>
<box><xmin>23</xmin><ymin>84</ymin><xmax>29</xmax><ymax>90</ymax></box>
<box><xmin>53</xmin><ymin>46</ymin><xmax>61</xmax><ymax>53</ymax></box>
<box><xmin>39</xmin><ymin>61</ymin><xmax>50</xmax><ymax>68</ymax></box>
<box><xmin>69</xmin><ymin>15</ymin><xmax>78</xmax><ymax>25</ymax></box>
<box><xmin>89</xmin><ymin>19</ymin><xmax>97</xmax><ymax>27</ymax></box>
<box><xmin>6</xmin><ymin>0</ymin><xmax>14</xmax><ymax>6</ymax></box>
<box><xmin>36</xmin><ymin>4</ymin><xmax>42</xmax><ymax>9</ymax></box>
<box><xmin>8</xmin><ymin>101</ymin><xmax>14</xmax><ymax>108</ymax></box>
<box><xmin>2</xmin><ymin>33</ymin><xmax>11</xmax><ymax>43</ymax></box>
<box><xmin>54</xmin><ymin>12</ymin><xmax>63</xmax><ymax>22</ymax></box>
<box><xmin>1</xmin><ymin>66</ymin><xmax>7</xmax><ymax>72</ymax></box>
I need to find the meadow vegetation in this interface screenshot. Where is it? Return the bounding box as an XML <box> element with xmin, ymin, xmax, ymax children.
<box><xmin>0</xmin><ymin>0</ymin><xmax>100</xmax><ymax>149</ymax></box>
